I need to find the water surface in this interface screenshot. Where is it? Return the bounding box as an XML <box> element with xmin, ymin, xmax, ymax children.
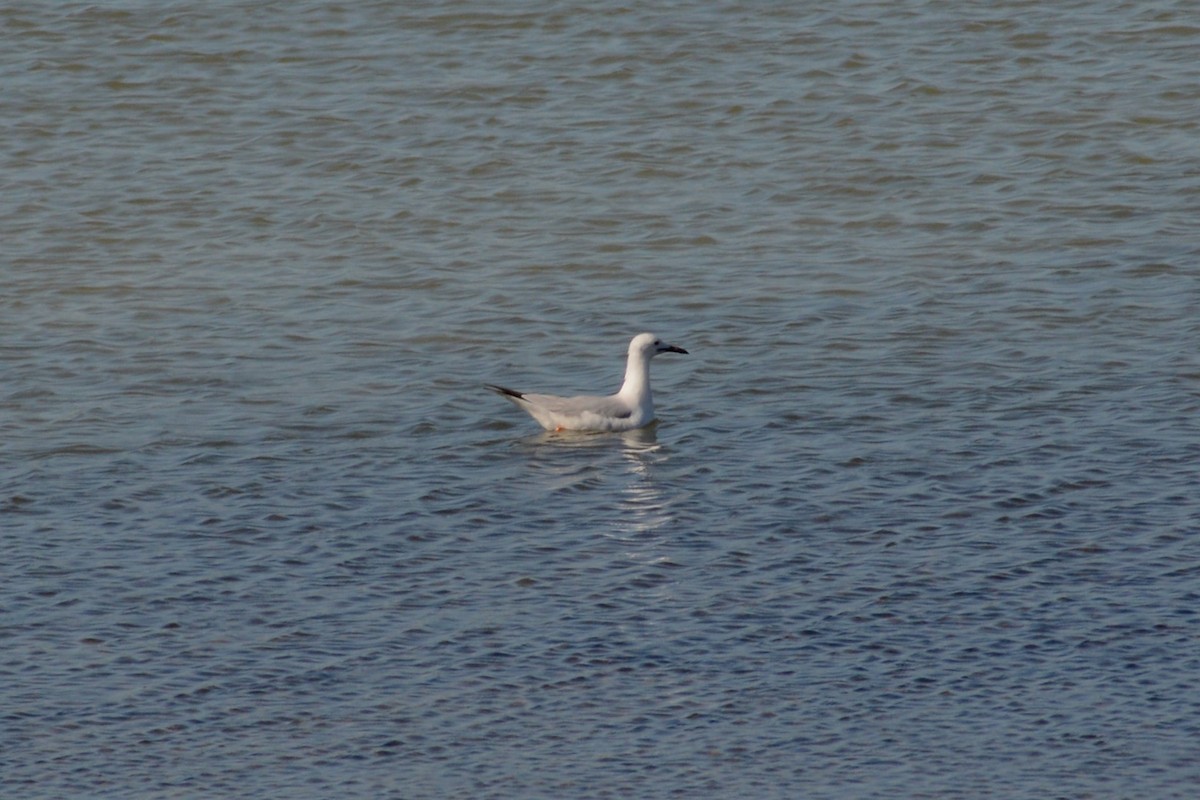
<box><xmin>3</xmin><ymin>2</ymin><xmax>1199</xmax><ymax>798</ymax></box>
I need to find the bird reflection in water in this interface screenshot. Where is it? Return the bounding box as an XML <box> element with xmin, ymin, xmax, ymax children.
<box><xmin>526</xmin><ymin>424</ymin><xmax>671</xmax><ymax>532</ymax></box>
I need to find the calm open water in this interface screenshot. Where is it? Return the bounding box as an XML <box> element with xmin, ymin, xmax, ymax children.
<box><xmin>3</xmin><ymin>2</ymin><xmax>1199</xmax><ymax>798</ymax></box>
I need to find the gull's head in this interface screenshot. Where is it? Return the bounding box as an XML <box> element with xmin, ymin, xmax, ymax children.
<box><xmin>630</xmin><ymin>332</ymin><xmax>688</xmax><ymax>359</ymax></box>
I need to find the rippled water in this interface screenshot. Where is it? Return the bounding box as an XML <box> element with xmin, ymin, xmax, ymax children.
<box><xmin>3</xmin><ymin>2</ymin><xmax>1199</xmax><ymax>798</ymax></box>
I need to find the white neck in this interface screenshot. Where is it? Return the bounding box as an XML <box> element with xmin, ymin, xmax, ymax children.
<box><xmin>618</xmin><ymin>348</ymin><xmax>652</xmax><ymax>403</ymax></box>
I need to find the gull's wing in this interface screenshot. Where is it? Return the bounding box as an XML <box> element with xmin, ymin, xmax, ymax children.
<box><xmin>523</xmin><ymin>392</ymin><xmax>632</xmax><ymax>419</ymax></box>
<box><xmin>486</xmin><ymin>384</ymin><xmax>636</xmax><ymax>430</ymax></box>
<box><xmin>486</xmin><ymin>384</ymin><xmax>631</xmax><ymax>418</ymax></box>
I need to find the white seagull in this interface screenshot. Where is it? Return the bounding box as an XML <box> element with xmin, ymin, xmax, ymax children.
<box><xmin>486</xmin><ymin>332</ymin><xmax>689</xmax><ymax>432</ymax></box>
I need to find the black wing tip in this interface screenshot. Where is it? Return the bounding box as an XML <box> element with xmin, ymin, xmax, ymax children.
<box><xmin>485</xmin><ymin>384</ymin><xmax>524</xmax><ymax>400</ymax></box>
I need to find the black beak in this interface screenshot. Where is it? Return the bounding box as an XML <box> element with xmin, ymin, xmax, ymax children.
<box><xmin>663</xmin><ymin>345</ymin><xmax>688</xmax><ymax>355</ymax></box>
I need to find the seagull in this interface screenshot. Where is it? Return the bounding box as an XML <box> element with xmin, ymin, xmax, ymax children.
<box><xmin>486</xmin><ymin>332</ymin><xmax>689</xmax><ymax>432</ymax></box>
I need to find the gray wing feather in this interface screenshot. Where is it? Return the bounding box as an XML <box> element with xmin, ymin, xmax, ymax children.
<box><xmin>524</xmin><ymin>393</ymin><xmax>631</xmax><ymax>418</ymax></box>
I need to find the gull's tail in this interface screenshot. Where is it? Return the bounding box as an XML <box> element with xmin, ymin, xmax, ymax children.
<box><xmin>485</xmin><ymin>384</ymin><xmax>525</xmax><ymax>400</ymax></box>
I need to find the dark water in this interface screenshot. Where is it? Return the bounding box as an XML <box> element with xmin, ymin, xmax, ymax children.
<box><xmin>3</xmin><ymin>2</ymin><xmax>1199</xmax><ymax>798</ymax></box>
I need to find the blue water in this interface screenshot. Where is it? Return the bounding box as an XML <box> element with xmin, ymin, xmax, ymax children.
<box><xmin>3</xmin><ymin>2</ymin><xmax>1199</xmax><ymax>798</ymax></box>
